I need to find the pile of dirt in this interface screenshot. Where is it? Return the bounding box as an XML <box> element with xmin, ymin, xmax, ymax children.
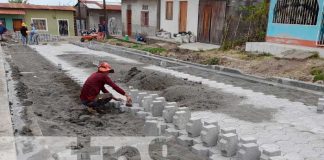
<box><xmin>124</xmin><ymin>67</ymin><xmax>196</xmax><ymax>91</ymax></box>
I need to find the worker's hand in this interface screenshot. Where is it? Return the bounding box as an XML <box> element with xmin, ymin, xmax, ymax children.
<box><xmin>125</xmin><ymin>93</ymin><xmax>132</xmax><ymax>107</ymax></box>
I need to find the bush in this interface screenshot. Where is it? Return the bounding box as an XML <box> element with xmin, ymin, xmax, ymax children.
<box><xmin>204</xmin><ymin>57</ymin><xmax>220</xmax><ymax>65</ymax></box>
<box><xmin>141</xmin><ymin>47</ymin><xmax>166</xmax><ymax>54</ymax></box>
<box><xmin>310</xmin><ymin>68</ymin><xmax>323</xmax><ymax>76</ymax></box>
<box><xmin>313</xmin><ymin>73</ymin><xmax>324</xmax><ymax>82</ymax></box>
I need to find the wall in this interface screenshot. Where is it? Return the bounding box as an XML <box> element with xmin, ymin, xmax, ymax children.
<box><xmin>121</xmin><ymin>0</ymin><xmax>158</xmax><ymax>36</ymax></box>
<box><xmin>266</xmin><ymin>0</ymin><xmax>323</xmax><ymax>46</ymax></box>
<box><xmin>160</xmin><ymin>0</ymin><xmax>199</xmax><ymax>36</ymax></box>
<box><xmin>24</xmin><ymin>10</ymin><xmax>75</xmax><ymax>36</ymax></box>
<box><xmin>0</xmin><ymin>15</ymin><xmax>24</xmax><ymax>31</ymax></box>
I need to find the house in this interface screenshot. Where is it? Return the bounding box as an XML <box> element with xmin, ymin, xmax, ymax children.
<box><xmin>75</xmin><ymin>0</ymin><xmax>122</xmax><ymax>36</ymax></box>
<box><xmin>121</xmin><ymin>0</ymin><xmax>160</xmax><ymax>36</ymax></box>
<box><xmin>0</xmin><ymin>3</ymin><xmax>75</xmax><ymax>36</ymax></box>
<box><xmin>266</xmin><ymin>0</ymin><xmax>322</xmax><ymax>47</ymax></box>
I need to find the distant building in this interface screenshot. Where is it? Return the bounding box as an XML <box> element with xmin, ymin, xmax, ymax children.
<box><xmin>121</xmin><ymin>0</ymin><xmax>160</xmax><ymax>36</ymax></box>
<box><xmin>0</xmin><ymin>3</ymin><xmax>75</xmax><ymax>36</ymax></box>
<box><xmin>75</xmin><ymin>0</ymin><xmax>122</xmax><ymax>36</ymax></box>
<box><xmin>266</xmin><ymin>0</ymin><xmax>323</xmax><ymax>47</ymax></box>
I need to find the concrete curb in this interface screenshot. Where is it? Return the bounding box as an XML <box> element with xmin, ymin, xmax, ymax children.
<box><xmin>70</xmin><ymin>41</ymin><xmax>324</xmax><ymax>95</ymax></box>
<box><xmin>0</xmin><ymin>46</ymin><xmax>17</xmax><ymax>160</ymax></box>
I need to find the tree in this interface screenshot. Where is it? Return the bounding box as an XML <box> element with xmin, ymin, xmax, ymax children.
<box><xmin>8</xmin><ymin>0</ymin><xmax>28</xmax><ymax>3</ymax></box>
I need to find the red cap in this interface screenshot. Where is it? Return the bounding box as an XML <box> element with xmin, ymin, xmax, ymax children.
<box><xmin>98</xmin><ymin>62</ymin><xmax>112</xmax><ymax>73</ymax></box>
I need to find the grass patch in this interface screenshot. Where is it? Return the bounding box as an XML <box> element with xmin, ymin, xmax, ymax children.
<box><xmin>313</xmin><ymin>74</ymin><xmax>324</xmax><ymax>82</ymax></box>
<box><xmin>310</xmin><ymin>68</ymin><xmax>323</xmax><ymax>76</ymax></box>
<box><xmin>141</xmin><ymin>47</ymin><xmax>166</xmax><ymax>54</ymax></box>
<box><xmin>204</xmin><ymin>57</ymin><xmax>220</xmax><ymax>65</ymax></box>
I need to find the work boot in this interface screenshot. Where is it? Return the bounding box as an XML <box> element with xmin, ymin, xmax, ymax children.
<box><xmin>87</xmin><ymin>107</ymin><xmax>98</xmax><ymax>115</ymax></box>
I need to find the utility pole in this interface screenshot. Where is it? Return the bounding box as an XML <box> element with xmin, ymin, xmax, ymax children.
<box><xmin>78</xmin><ymin>0</ymin><xmax>82</xmax><ymax>36</ymax></box>
<box><xmin>103</xmin><ymin>0</ymin><xmax>108</xmax><ymax>38</ymax></box>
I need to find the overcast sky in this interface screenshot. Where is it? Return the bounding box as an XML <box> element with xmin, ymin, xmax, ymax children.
<box><xmin>0</xmin><ymin>0</ymin><xmax>121</xmax><ymax>6</ymax></box>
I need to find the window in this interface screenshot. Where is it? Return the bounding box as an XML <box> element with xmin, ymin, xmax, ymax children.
<box><xmin>32</xmin><ymin>18</ymin><xmax>47</xmax><ymax>31</ymax></box>
<box><xmin>141</xmin><ymin>11</ymin><xmax>149</xmax><ymax>27</ymax></box>
<box><xmin>273</xmin><ymin>0</ymin><xmax>319</xmax><ymax>25</ymax></box>
<box><xmin>166</xmin><ymin>1</ymin><xmax>173</xmax><ymax>20</ymax></box>
<box><xmin>142</xmin><ymin>5</ymin><xmax>148</xmax><ymax>10</ymax></box>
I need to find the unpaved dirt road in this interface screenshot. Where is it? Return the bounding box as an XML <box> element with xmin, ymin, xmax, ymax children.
<box><xmin>4</xmin><ymin>44</ymin><xmax>207</xmax><ymax>160</ymax></box>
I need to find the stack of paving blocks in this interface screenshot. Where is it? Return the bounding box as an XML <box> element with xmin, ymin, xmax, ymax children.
<box><xmin>162</xmin><ymin>105</ymin><xmax>178</xmax><ymax>123</ymax></box>
<box><xmin>260</xmin><ymin>144</ymin><xmax>281</xmax><ymax>160</ymax></box>
<box><xmin>173</xmin><ymin>109</ymin><xmax>191</xmax><ymax>130</ymax></box>
<box><xmin>318</xmin><ymin>97</ymin><xmax>324</xmax><ymax>113</ymax></box>
<box><xmin>144</xmin><ymin>120</ymin><xmax>161</xmax><ymax>136</ymax></box>
<box><xmin>201</xmin><ymin>124</ymin><xmax>219</xmax><ymax>147</ymax></box>
<box><xmin>237</xmin><ymin>137</ymin><xmax>260</xmax><ymax>160</ymax></box>
<box><xmin>151</xmin><ymin>100</ymin><xmax>164</xmax><ymax>117</ymax></box>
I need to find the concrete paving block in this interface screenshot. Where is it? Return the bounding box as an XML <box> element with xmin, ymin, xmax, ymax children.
<box><xmin>173</xmin><ymin>111</ymin><xmax>189</xmax><ymax>130</ymax></box>
<box><xmin>237</xmin><ymin>143</ymin><xmax>261</xmax><ymax>160</ymax></box>
<box><xmin>136</xmin><ymin>111</ymin><xmax>150</xmax><ymax>119</ymax></box>
<box><xmin>176</xmin><ymin>135</ymin><xmax>193</xmax><ymax>147</ymax></box>
<box><xmin>201</xmin><ymin>125</ymin><xmax>219</xmax><ymax>147</ymax></box>
<box><xmin>186</xmin><ymin>118</ymin><xmax>203</xmax><ymax>137</ymax></box>
<box><xmin>178</xmin><ymin>107</ymin><xmax>191</xmax><ymax>121</ymax></box>
<box><xmin>219</xmin><ymin>133</ymin><xmax>238</xmax><ymax>157</ymax></box>
<box><xmin>238</xmin><ymin>136</ymin><xmax>257</xmax><ymax>149</ymax></box>
<box><xmin>155</xmin><ymin>97</ymin><xmax>166</xmax><ymax>104</ymax></box>
<box><xmin>137</xmin><ymin>92</ymin><xmax>148</xmax><ymax>105</ymax></box>
<box><xmin>165</xmin><ymin>127</ymin><xmax>180</xmax><ymax>137</ymax></box>
<box><xmin>317</xmin><ymin>102</ymin><xmax>324</xmax><ymax>113</ymax></box>
<box><xmin>162</xmin><ymin>105</ymin><xmax>178</xmax><ymax>123</ymax></box>
<box><xmin>144</xmin><ymin>120</ymin><xmax>161</xmax><ymax>136</ymax></box>
<box><xmin>150</xmin><ymin>94</ymin><xmax>159</xmax><ymax>100</ymax></box>
<box><xmin>166</xmin><ymin>102</ymin><xmax>177</xmax><ymax>107</ymax></box>
<box><xmin>130</xmin><ymin>89</ymin><xmax>139</xmax><ymax>101</ymax></box>
<box><xmin>193</xmin><ymin>137</ymin><xmax>203</xmax><ymax>145</ymax></box>
<box><xmin>130</xmin><ymin>107</ymin><xmax>142</xmax><ymax>116</ymax></box>
<box><xmin>221</xmin><ymin>127</ymin><xmax>237</xmax><ymax>134</ymax></box>
<box><xmin>151</xmin><ymin>100</ymin><xmax>164</xmax><ymax>117</ymax></box>
<box><xmin>191</xmin><ymin>143</ymin><xmax>210</xmax><ymax>157</ymax></box>
<box><xmin>142</xmin><ymin>96</ymin><xmax>153</xmax><ymax>111</ymax></box>
<box><xmin>128</xmin><ymin>86</ymin><xmax>134</xmax><ymax>89</ymax></box>
<box><xmin>160</xmin><ymin>122</ymin><xmax>167</xmax><ymax>134</ymax></box>
<box><xmin>269</xmin><ymin>156</ymin><xmax>286</xmax><ymax>160</ymax></box>
<box><xmin>260</xmin><ymin>144</ymin><xmax>281</xmax><ymax>160</ymax></box>
<box><xmin>145</xmin><ymin>116</ymin><xmax>159</xmax><ymax>121</ymax></box>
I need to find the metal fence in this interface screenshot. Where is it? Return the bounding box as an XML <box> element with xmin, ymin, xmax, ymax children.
<box><xmin>12</xmin><ymin>32</ymin><xmax>62</xmax><ymax>42</ymax></box>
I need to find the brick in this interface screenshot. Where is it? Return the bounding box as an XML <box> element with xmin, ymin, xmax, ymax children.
<box><xmin>186</xmin><ymin>118</ymin><xmax>203</xmax><ymax>137</ymax></box>
<box><xmin>136</xmin><ymin>111</ymin><xmax>150</xmax><ymax>119</ymax></box>
<box><xmin>191</xmin><ymin>143</ymin><xmax>210</xmax><ymax>157</ymax></box>
<box><xmin>201</xmin><ymin>125</ymin><xmax>219</xmax><ymax>147</ymax></box>
<box><xmin>151</xmin><ymin>100</ymin><xmax>164</xmax><ymax>117</ymax></box>
<box><xmin>137</xmin><ymin>92</ymin><xmax>148</xmax><ymax>105</ymax></box>
<box><xmin>219</xmin><ymin>133</ymin><xmax>238</xmax><ymax>157</ymax></box>
<box><xmin>150</xmin><ymin>94</ymin><xmax>159</xmax><ymax>100</ymax></box>
<box><xmin>165</xmin><ymin>128</ymin><xmax>180</xmax><ymax>137</ymax></box>
<box><xmin>130</xmin><ymin>89</ymin><xmax>139</xmax><ymax>101</ymax></box>
<box><xmin>155</xmin><ymin>97</ymin><xmax>166</xmax><ymax>104</ymax></box>
<box><xmin>260</xmin><ymin>144</ymin><xmax>281</xmax><ymax>160</ymax></box>
<box><xmin>130</xmin><ymin>107</ymin><xmax>142</xmax><ymax>116</ymax></box>
<box><xmin>176</xmin><ymin>135</ymin><xmax>193</xmax><ymax>147</ymax></box>
<box><xmin>166</xmin><ymin>102</ymin><xmax>177</xmax><ymax>107</ymax></box>
<box><xmin>142</xmin><ymin>96</ymin><xmax>153</xmax><ymax>111</ymax></box>
<box><xmin>144</xmin><ymin>120</ymin><xmax>161</xmax><ymax>136</ymax></box>
<box><xmin>238</xmin><ymin>136</ymin><xmax>257</xmax><ymax>149</ymax></box>
<box><xmin>237</xmin><ymin>143</ymin><xmax>261</xmax><ymax>160</ymax></box>
<box><xmin>178</xmin><ymin>107</ymin><xmax>191</xmax><ymax>121</ymax></box>
<box><xmin>162</xmin><ymin>105</ymin><xmax>178</xmax><ymax>123</ymax></box>
<box><xmin>173</xmin><ymin>111</ymin><xmax>189</xmax><ymax>130</ymax></box>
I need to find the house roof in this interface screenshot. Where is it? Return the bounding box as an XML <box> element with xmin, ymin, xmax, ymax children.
<box><xmin>0</xmin><ymin>3</ymin><xmax>76</xmax><ymax>11</ymax></box>
<box><xmin>79</xmin><ymin>1</ymin><xmax>121</xmax><ymax>11</ymax></box>
<box><xmin>0</xmin><ymin>9</ymin><xmax>25</xmax><ymax>15</ymax></box>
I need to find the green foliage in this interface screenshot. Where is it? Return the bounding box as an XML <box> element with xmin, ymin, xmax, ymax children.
<box><xmin>8</xmin><ymin>0</ymin><xmax>28</xmax><ymax>3</ymax></box>
<box><xmin>141</xmin><ymin>47</ymin><xmax>166</xmax><ymax>54</ymax></box>
<box><xmin>220</xmin><ymin>38</ymin><xmax>246</xmax><ymax>50</ymax></box>
<box><xmin>131</xmin><ymin>44</ymin><xmax>141</xmax><ymax>49</ymax></box>
<box><xmin>204</xmin><ymin>57</ymin><xmax>220</xmax><ymax>65</ymax></box>
<box><xmin>313</xmin><ymin>74</ymin><xmax>324</xmax><ymax>82</ymax></box>
<box><xmin>310</xmin><ymin>68</ymin><xmax>323</xmax><ymax>76</ymax></box>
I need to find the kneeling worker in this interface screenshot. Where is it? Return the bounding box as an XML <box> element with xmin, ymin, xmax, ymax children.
<box><xmin>80</xmin><ymin>62</ymin><xmax>132</xmax><ymax>113</ymax></box>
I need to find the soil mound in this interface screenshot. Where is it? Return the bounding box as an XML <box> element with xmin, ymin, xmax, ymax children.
<box><xmin>124</xmin><ymin>67</ymin><xmax>195</xmax><ymax>91</ymax></box>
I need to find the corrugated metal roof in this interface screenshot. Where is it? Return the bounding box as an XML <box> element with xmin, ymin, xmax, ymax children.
<box><xmin>0</xmin><ymin>3</ymin><xmax>75</xmax><ymax>11</ymax></box>
<box><xmin>0</xmin><ymin>9</ymin><xmax>25</xmax><ymax>15</ymax></box>
<box><xmin>84</xmin><ymin>3</ymin><xmax>101</xmax><ymax>9</ymax></box>
<box><xmin>80</xmin><ymin>1</ymin><xmax>121</xmax><ymax>11</ymax></box>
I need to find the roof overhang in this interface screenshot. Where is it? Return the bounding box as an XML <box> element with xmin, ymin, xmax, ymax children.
<box><xmin>0</xmin><ymin>9</ymin><xmax>25</xmax><ymax>15</ymax></box>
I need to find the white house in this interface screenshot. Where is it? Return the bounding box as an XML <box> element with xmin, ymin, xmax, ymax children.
<box><xmin>121</xmin><ymin>0</ymin><xmax>160</xmax><ymax>36</ymax></box>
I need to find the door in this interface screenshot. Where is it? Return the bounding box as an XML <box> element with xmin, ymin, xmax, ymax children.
<box><xmin>13</xmin><ymin>19</ymin><xmax>22</xmax><ymax>32</ymax></box>
<box><xmin>179</xmin><ymin>1</ymin><xmax>187</xmax><ymax>33</ymax></box>
<box><xmin>317</xmin><ymin>12</ymin><xmax>324</xmax><ymax>46</ymax></box>
<box><xmin>198</xmin><ymin>0</ymin><xmax>226</xmax><ymax>44</ymax></box>
<box><xmin>127</xmin><ymin>9</ymin><xmax>132</xmax><ymax>36</ymax></box>
<box><xmin>58</xmin><ymin>20</ymin><xmax>69</xmax><ymax>36</ymax></box>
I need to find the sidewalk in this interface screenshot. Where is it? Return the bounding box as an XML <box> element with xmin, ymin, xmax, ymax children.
<box><xmin>0</xmin><ymin>46</ymin><xmax>17</xmax><ymax>160</ymax></box>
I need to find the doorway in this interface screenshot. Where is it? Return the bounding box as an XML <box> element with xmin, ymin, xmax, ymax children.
<box><xmin>58</xmin><ymin>20</ymin><xmax>69</xmax><ymax>36</ymax></box>
<box><xmin>13</xmin><ymin>19</ymin><xmax>22</xmax><ymax>32</ymax></box>
<box><xmin>179</xmin><ymin>1</ymin><xmax>187</xmax><ymax>33</ymax></box>
<box><xmin>197</xmin><ymin>0</ymin><xmax>226</xmax><ymax>44</ymax></box>
<box><xmin>127</xmin><ymin>9</ymin><xmax>132</xmax><ymax>36</ymax></box>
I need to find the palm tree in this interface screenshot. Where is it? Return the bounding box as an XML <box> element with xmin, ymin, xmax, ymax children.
<box><xmin>8</xmin><ymin>0</ymin><xmax>28</xmax><ymax>3</ymax></box>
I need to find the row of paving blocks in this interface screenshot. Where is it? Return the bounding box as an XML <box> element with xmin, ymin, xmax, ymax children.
<box><xmin>118</xmin><ymin>87</ymin><xmax>285</xmax><ymax>160</ymax></box>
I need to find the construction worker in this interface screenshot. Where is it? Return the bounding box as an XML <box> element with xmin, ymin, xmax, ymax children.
<box><xmin>0</xmin><ymin>21</ymin><xmax>7</xmax><ymax>41</ymax></box>
<box><xmin>80</xmin><ymin>61</ymin><xmax>132</xmax><ymax>113</ymax></box>
<box><xmin>20</xmin><ymin>22</ymin><xmax>28</xmax><ymax>45</ymax></box>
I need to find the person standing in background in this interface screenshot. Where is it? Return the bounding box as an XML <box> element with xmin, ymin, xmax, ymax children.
<box><xmin>20</xmin><ymin>23</ymin><xmax>28</xmax><ymax>45</ymax></box>
<box><xmin>0</xmin><ymin>21</ymin><xmax>7</xmax><ymax>41</ymax></box>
